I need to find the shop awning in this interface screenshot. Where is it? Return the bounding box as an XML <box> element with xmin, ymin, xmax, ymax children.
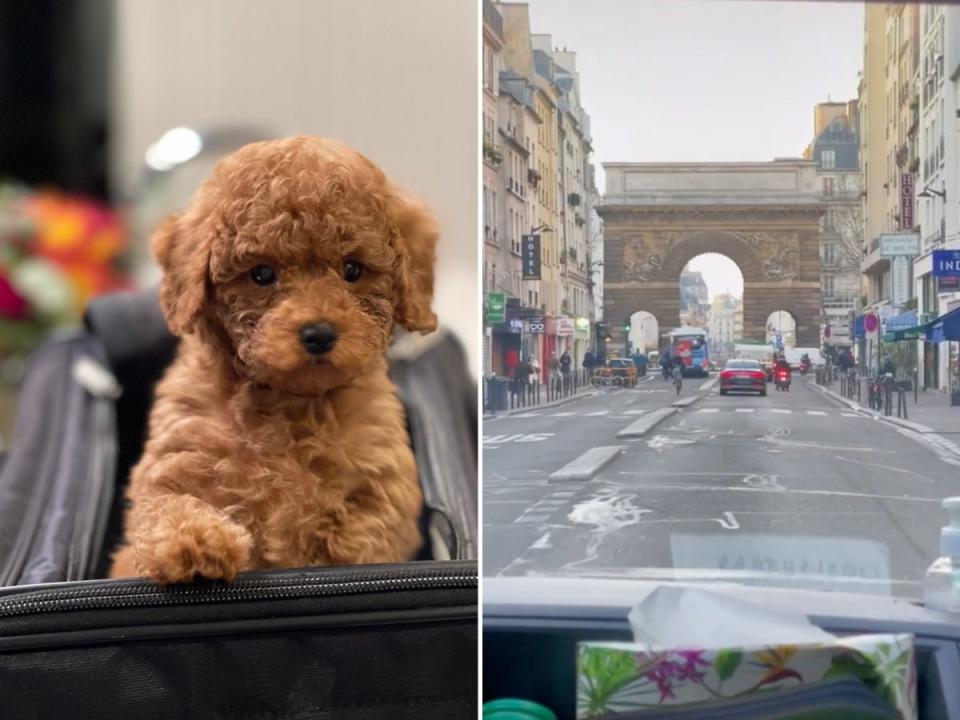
<box><xmin>882</xmin><ymin>311</ymin><xmax>929</xmax><ymax>342</ymax></box>
<box><xmin>926</xmin><ymin>306</ymin><xmax>960</xmax><ymax>343</ymax></box>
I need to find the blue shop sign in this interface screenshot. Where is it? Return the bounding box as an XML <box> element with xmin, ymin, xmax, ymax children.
<box><xmin>932</xmin><ymin>250</ymin><xmax>960</xmax><ymax>277</ymax></box>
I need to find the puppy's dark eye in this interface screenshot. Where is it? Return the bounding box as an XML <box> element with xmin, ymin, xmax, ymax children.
<box><xmin>249</xmin><ymin>264</ymin><xmax>277</xmax><ymax>286</ymax></box>
<box><xmin>343</xmin><ymin>260</ymin><xmax>364</xmax><ymax>283</ymax></box>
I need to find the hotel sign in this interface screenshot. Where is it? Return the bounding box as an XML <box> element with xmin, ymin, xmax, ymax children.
<box><xmin>521</xmin><ymin>234</ymin><xmax>541</xmax><ymax>280</ymax></box>
<box><xmin>900</xmin><ymin>173</ymin><xmax>914</xmax><ymax>230</ymax></box>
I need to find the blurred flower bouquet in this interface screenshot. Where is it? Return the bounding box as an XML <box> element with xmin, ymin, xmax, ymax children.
<box><xmin>0</xmin><ymin>183</ymin><xmax>130</xmax><ymax>356</ymax></box>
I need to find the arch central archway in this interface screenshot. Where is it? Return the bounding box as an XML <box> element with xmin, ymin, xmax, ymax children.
<box><xmin>598</xmin><ymin>161</ymin><xmax>824</xmax><ymax>353</ymax></box>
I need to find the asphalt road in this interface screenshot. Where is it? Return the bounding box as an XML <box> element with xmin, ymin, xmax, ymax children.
<box><xmin>483</xmin><ymin>373</ymin><xmax>960</xmax><ymax>599</ymax></box>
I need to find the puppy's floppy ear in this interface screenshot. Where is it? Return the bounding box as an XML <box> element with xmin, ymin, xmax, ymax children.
<box><xmin>152</xmin><ymin>213</ymin><xmax>210</xmax><ymax>336</ymax></box>
<box><xmin>387</xmin><ymin>192</ymin><xmax>438</xmax><ymax>334</ymax></box>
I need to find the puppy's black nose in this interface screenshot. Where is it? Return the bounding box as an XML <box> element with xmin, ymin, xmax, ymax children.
<box><xmin>299</xmin><ymin>323</ymin><xmax>338</xmax><ymax>355</ymax></box>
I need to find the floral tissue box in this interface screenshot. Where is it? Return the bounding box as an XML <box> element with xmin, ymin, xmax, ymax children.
<box><xmin>577</xmin><ymin>634</ymin><xmax>915</xmax><ymax>719</ymax></box>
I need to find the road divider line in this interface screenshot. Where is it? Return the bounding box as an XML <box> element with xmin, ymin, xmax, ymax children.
<box><xmin>585</xmin><ymin>410</ymin><xmax>609</xmax><ymax>417</ymax></box>
<box><xmin>697</xmin><ymin>408</ymin><xmax>719</xmax><ymax>413</ymax></box>
<box><xmin>624</xmin><ymin>409</ymin><xmax>646</xmax><ymax>415</ymax></box>
<box><xmin>548</xmin><ymin>445</ymin><xmax>625</xmax><ymax>482</ymax></box>
<box><xmin>770</xmin><ymin>408</ymin><xmax>791</xmax><ymax>414</ymax></box>
<box><xmin>616</xmin><ymin>407</ymin><xmax>678</xmax><ymax>438</ymax></box>
<box><xmin>806</xmin><ymin>410</ymin><xmax>827</xmax><ymax>416</ymax></box>
<box><xmin>671</xmin><ymin>394</ymin><xmax>700</xmax><ymax>408</ymax></box>
<box><xmin>735</xmin><ymin>408</ymin><xmax>754</xmax><ymax>413</ymax></box>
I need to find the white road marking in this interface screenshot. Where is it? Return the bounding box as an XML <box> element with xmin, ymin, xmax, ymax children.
<box><xmin>585</xmin><ymin>410</ymin><xmax>609</xmax><ymax>416</ymax></box>
<box><xmin>841</xmin><ymin>412</ymin><xmax>859</xmax><ymax>417</ymax></box>
<box><xmin>834</xmin><ymin>455</ymin><xmax>936</xmax><ymax>483</ymax></box>
<box><xmin>517</xmin><ymin>514</ymin><xmax>551</xmax><ymax>523</ymax></box>
<box><xmin>806</xmin><ymin>410</ymin><xmax>828</xmax><ymax>416</ymax></box>
<box><xmin>770</xmin><ymin>408</ymin><xmax>792</xmax><ymax>414</ymax></box>
<box><xmin>530</xmin><ymin>532</ymin><xmax>553</xmax><ymax>549</ymax></box>
<box><xmin>617</xmin><ymin>481</ymin><xmax>940</xmax><ymax>504</ymax></box>
<box><xmin>624</xmin><ymin>410</ymin><xmax>646</xmax><ymax>415</ymax></box>
<box><xmin>735</xmin><ymin>408</ymin><xmax>754</xmax><ymax>413</ymax></box>
<box><xmin>511</xmin><ymin>412</ymin><xmax>542</xmax><ymax>418</ymax></box>
<box><xmin>697</xmin><ymin>408</ymin><xmax>719</xmax><ymax>413</ymax></box>
<box><xmin>716</xmin><ymin>511</ymin><xmax>739</xmax><ymax>530</ymax></box>
<box><xmin>550</xmin><ymin>412</ymin><xmax>576</xmax><ymax>417</ymax></box>
<box><xmin>483</xmin><ymin>433</ymin><xmax>554</xmax><ymax>446</ymax></box>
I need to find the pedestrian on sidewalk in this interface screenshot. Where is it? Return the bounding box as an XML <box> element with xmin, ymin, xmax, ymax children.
<box><xmin>882</xmin><ymin>355</ymin><xmax>896</xmax><ymax>377</ymax></box>
<box><xmin>528</xmin><ymin>356</ymin><xmax>540</xmax><ymax>386</ymax></box>
<box><xmin>549</xmin><ymin>353</ymin><xmax>561</xmax><ymax>390</ymax></box>
<box><xmin>560</xmin><ymin>350</ymin><xmax>572</xmax><ymax>383</ymax></box>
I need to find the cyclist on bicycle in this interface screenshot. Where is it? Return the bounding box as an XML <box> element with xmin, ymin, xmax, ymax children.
<box><xmin>670</xmin><ymin>358</ymin><xmax>683</xmax><ymax>394</ymax></box>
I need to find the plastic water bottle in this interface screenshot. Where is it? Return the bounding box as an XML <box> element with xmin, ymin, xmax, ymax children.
<box><xmin>924</xmin><ymin>497</ymin><xmax>960</xmax><ymax>612</ymax></box>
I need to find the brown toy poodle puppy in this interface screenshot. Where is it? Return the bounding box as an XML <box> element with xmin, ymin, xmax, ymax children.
<box><xmin>109</xmin><ymin>136</ymin><xmax>436</xmax><ymax>583</ymax></box>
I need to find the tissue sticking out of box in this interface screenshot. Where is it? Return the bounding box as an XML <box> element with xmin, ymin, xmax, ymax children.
<box><xmin>627</xmin><ymin>586</ymin><xmax>836</xmax><ymax>647</ymax></box>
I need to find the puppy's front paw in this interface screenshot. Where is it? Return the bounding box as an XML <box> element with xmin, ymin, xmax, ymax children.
<box><xmin>134</xmin><ymin>496</ymin><xmax>253</xmax><ymax>584</ymax></box>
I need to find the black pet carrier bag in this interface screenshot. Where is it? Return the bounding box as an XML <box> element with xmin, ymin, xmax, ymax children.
<box><xmin>0</xmin><ymin>289</ymin><xmax>477</xmax><ymax>719</ymax></box>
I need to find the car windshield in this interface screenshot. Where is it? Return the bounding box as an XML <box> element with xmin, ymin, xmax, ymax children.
<box><xmin>482</xmin><ymin>0</ymin><xmax>960</xmax><ymax>604</ymax></box>
<box><xmin>609</xmin><ymin>359</ymin><xmax>631</xmax><ymax>368</ymax></box>
<box><xmin>725</xmin><ymin>360</ymin><xmax>761</xmax><ymax>370</ymax></box>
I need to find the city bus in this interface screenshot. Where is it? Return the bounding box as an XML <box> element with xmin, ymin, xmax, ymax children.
<box><xmin>669</xmin><ymin>326</ymin><xmax>710</xmax><ymax>377</ymax></box>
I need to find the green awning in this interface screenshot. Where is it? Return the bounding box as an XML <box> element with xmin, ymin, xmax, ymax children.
<box><xmin>882</xmin><ymin>324</ymin><xmax>930</xmax><ymax>342</ymax></box>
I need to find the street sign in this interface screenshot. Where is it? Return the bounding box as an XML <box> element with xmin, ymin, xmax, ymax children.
<box><xmin>933</xmin><ymin>250</ymin><xmax>960</xmax><ymax>277</ymax></box>
<box><xmin>879</xmin><ymin>233</ymin><xmax>920</xmax><ymax>257</ymax></box>
<box><xmin>521</xmin><ymin>234</ymin><xmax>541</xmax><ymax>280</ymax></box>
<box><xmin>556</xmin><ymin>317</ymin><xmax>574</xmax><ymax>337</ymax></box>
<box><xmin>486</xmin><ymin>292</ymin><xmax>505</xmax><ymax>323</ymax></box>
<box><xmin>864</xmin><ymin>312</ymin><xmax>879</xmax><ymax>336</ymax></box>
<box><xmin>900</xmin><ymin>173</ymin><xmax>914</xmax><ymax>230</ymax></box>
<box><xmin>891</xmin><ymin>255</ymin><xmax>910</xmax><ymax>307</ymax></box>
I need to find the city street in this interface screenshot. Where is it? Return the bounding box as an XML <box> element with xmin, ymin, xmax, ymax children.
<box><xmin>483</xmin><ymin>373</ymin><xmax>960</xmax><ymax>598</ymax></box>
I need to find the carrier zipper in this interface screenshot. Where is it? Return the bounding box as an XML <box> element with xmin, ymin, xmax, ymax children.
<box><xmin>0</xmin><ymin>566</ymin><xmax>476</xmax><ymax>618</ymax></box>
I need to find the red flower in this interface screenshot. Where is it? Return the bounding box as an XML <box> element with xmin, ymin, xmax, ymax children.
<box><xmin>0</xmin><ymin>271</ymin><xmax>29</xmax><ymax>319</ymax></box>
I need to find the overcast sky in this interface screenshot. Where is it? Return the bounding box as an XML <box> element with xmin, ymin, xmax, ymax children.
<box><xmin>525</xmin><ymin>0</ymin><xmax>864</xmax><ymax>298</ymax></box>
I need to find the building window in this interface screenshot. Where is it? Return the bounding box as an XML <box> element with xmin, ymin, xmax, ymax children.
<box><xmin>820</xmin><ymin>150</ymin><xmax>836</xmax><ymax>170</ymax></box>
<box><xmin>483</xmin><ymin>44</ymin><xmax>494</xmax><ymax>91</ymax></box>
<box><xmin>823</xmin><ymin>242</ymin><xmax>835</xmax><ymax>265</ymax></box>
<box><xmin>823</xmin><ymin>177</ymin><xmax>834</xmax><ymax>196</ymax></box>
<box><xmin>823</xmin><ymin>275</ymin><xmax>834</xmax><ymax>298</ymax></box>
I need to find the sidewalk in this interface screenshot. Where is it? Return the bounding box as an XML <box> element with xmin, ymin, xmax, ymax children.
<box><xmin>811</xmin><ymin>378</ymin><xmax>960</xmax><ymax>458</ymax></box>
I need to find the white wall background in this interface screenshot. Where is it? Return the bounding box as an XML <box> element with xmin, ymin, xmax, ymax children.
<box><xmin>110</xmin><ymin>0</ymin><xmax>478</xmax><ymax>370</ymax></box>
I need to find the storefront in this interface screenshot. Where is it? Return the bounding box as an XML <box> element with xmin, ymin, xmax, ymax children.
<box><xmin>573</xmin><ymin>317</ymin><xmax>591</xmax><ymax>369</ymax></box>
<box><xmin>489</xmin><ymin>317</ymin><xmax>523</xmax><ymax>378</ymax></box>
<box><xmin>926</xmin><ymin>304</ymin><xmax>960</xmax><ymax>405</ymax></box>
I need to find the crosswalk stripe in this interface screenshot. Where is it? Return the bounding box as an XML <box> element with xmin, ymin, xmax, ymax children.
<box><xmin>806</xmin><ymin>410</ymin><xmax>827</xmax><ymax>416</ymax></box>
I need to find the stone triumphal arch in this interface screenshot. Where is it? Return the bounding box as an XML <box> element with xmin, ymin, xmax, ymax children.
<box><xmin>598</xmin><ymin>160</ymin><xmax>825</xmax><ymax>350</ymax></box>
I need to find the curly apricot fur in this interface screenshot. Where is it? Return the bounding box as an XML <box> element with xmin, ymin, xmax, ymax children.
<box><xmin>109</xmin><ymin>137</ymin><xmax>435</xmax><ymax>583</ymax></box>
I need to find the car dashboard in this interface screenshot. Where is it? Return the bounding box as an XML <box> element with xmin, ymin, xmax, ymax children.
<box><xmin>483</xmin><ymin>576</ymin><xmax>960</xmax><ymax>720</ymax></box>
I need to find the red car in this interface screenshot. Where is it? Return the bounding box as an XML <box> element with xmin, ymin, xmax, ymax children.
<box><xmin>719</xmin><ymin>358</ymin><xmax>767</xmax><ymax>396</ymax></box>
